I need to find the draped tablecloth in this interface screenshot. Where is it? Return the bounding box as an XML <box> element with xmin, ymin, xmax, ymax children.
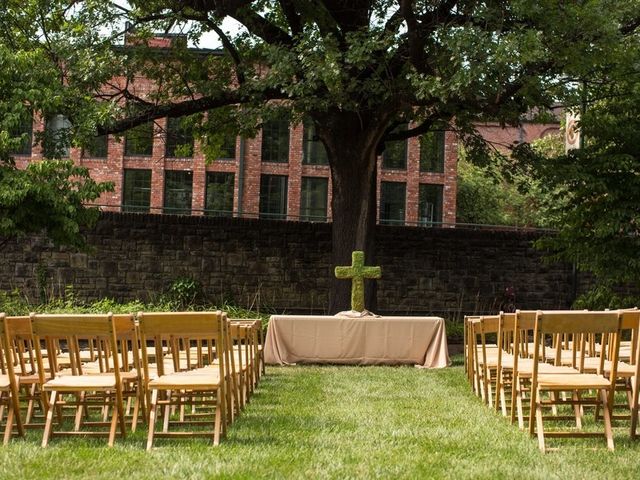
<box><xmin>264</xmin><ymin>315</ymin><xmax>450</xmax><ymax>368</ymax></box>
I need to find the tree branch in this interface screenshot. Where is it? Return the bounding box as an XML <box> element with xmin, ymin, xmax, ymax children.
<box><xmin>96</xmin><ymin>87</ymin><xmax>287</xmax><ymax>135</ymax></box>
<box><xmin>279</xmin><ymin>0</ymin><xmax>302</xmax><ymax>36</ymax></box>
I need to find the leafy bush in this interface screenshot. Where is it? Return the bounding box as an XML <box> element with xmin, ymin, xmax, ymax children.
<box><xmin>167</xmin><ymin>277</ymin><xmax>204</xmax><ymax>310</ymax></box>
<box><xmin>573</xmin><ymin>285</ymin><xmax>640</xmax><ymax>311</ymax></box>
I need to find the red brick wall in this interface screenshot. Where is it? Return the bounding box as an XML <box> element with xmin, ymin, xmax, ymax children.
<box><xmin>11</xmin><ymin>110</ymin><xmax>457</xmax><ymax>226</ymax></box>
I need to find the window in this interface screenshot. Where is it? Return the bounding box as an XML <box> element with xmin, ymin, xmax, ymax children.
<box><xmin>165</xmin><ymin>117</ymin><xmax>194</xmax><ymax>158</ymax></box>
<box><xmin>380</xmin><ymin>181</ymin><xmax>406</xmax><ymax>225</ymax></box>
<box><xmin>259</xmin><ymin>175</ymin><xmax>288</xmax><ymax>219</ymax></box>
<box><xmin>122</xmin><ymin>169</ymin><xmax>152</xmax><ymax>213</ymax></box>
<box><xmin>419</xmin><ymin>184</ymin><xmax>444</xmax><ymax>226</ymax></box>
<box><xmin>125</xmin><ymin>122</ymin><xmax>154</xmax><ymax>156</ymax></box>
<box><xmin>164</xmin><ymin>170</ymin><xmax>193</xmax><ymax>215</ymax></box>
<box><xmin>261</xmin><ymin>116</ymin><xmax>289</xmax><ymax>163</ymax></box>
<box><xmin>43</xmin><ymin>114</ymin><xmax>71</xmax><ymax>158</ymax></box>
<box><xmin>8</xmin><ymin>112</ymin><xmax>33</xmax><ymax>156</ymax></box>
<box><xmin>302</xmin><ymin>119</ymin><xmax>328</xmax><ymax>165</ymax></box>
<box><xmin>84</xmin><ymin>135</ymin><xmax>108</xmax><ymax>158</ymax></box>
<box><xmin>205</xmin><ymin>172</ymin><xmax>234</xmax><ymax>217</ymax></box>
<box><xmin>219</xmin><ymin>135</ymin><xmax>236</xmax><ymax>159</ymax></box>
<box><xmin>420</xmin><ymin>131</ymin><xmax>445</xmax><ymax>172</ymax></box>
<box><xmin>300</xmin><ymin>177</ymin><xmax>328</xmax><ymax>221</ymax></box>
<box><xmin>382</xmin><ymin>124</ymin><xmax>408</xmax><ymax>170</ymax></box>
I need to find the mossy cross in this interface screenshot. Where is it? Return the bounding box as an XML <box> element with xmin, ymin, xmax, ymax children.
<box><xmin>334</xmin><ymin>251</ymin><xmax>382</xmax><ymax>312</ymax></box>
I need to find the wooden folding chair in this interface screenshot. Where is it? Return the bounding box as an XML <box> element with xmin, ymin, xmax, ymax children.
<box><xmin>528</xmin><ymin>310</ymin><xmax>622</xmax><ymax>452</ymax></box>
<box><xmin>513</xmin><ymin>310</ymin><xmax>584</xmax><ymax>431</ymax></box>
<box><xmin>471</xmin><ymin>315</ymin><xmax>504</xmax><ymax>407</ymax></box>
<box><xmin>0</xmin><ymin>314</ymin><xmax>25</xmax><ymax>444</ymax></box>
<box><xmin>31</xmin><ymin>313</ymin><xmax>130</xmax><ymax>447</ymax></box>
<box><xmin>231</xmin><ymin>318</ymin><xmax>264</xmax><ymax>379</ymax></box>
<box><xmin>137</xmin><ymin>311</ymin><xmax>228</xmax><ymax>450</ymax></box>
<box><xmin>1</xmin><ymin>315</ymin><xmax>47</xmax><ymax>428</ymax></box>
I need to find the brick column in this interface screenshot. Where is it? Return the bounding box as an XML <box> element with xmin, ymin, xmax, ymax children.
<box><xmin>287</xmin><ymin>122</ymin><xmax>303</xmax><ymax>220</ymax></box>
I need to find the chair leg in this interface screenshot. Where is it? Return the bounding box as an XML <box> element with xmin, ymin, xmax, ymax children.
<box><xmin>42</xmin><ymin>391</ymin><xmax>57</xmax><ymax>448</ymax></box>
<box><xmin>601</xmin><ymin>389</ymin><xmax>615</xmax><ymax>451</ymax></box>
<box><xmin>74</xmin><ymin>392</ymin><xmax>86</xmax><ymax>431</ymax></box>
<box><xmin>10</xmin><ymin>387</ymin><xmax>24</xmax><ymax>438</ymax></box>
<box><xmin>117</xmin><ymin>393</ymin><xmax>127</xmax><ymax>439</ymax></box>
<box><xmin>146</xmin><ymin>389</ymin><xmax>158</xmax><ymax>451</ymax></box>
<box><xmin>528</xmin><ymin>384</ymin><xmax>538</xmax><ymax>437</ymax></box>
<box><xmin>572</xmin><ymin>390</ymin><xmax>582</xmax><ymax>429</ymax></box>
<box><xmin>131</xmin><ymin>387</ymin><xmax>141</xmax><ymax>433</ymax></box>
<box><xmin>3</xmin><ymin>404</ymin><xmax>14</xmax><ymax>445</ymax></box>
<box><xmin>511</xmin><ymin>376</ymin><xmax>519</xmax><ymax>425</ymax></box>
<box><xmin>162</xmin><ymin>391</ymin><xmax>172</xmax><ymax>433</ymax></box>
<box><xmin>108</xmin><ymin>402</ymin><xmax>119</xmax><ymax>447</ymax></box>
<box><xmin>517</xmin><ymin>379</ymin><xmax>525</xmax><ymax>430</ymax></box>
<box><xmin>25</xmin><ymin>384</ymin><xmax>36</xmax><ymax>424</ymax></box>
<box><xmin>213</xmin><ymin>390</ymin><xmax>222</xmax><ymax>446</ymax></box>
<box><xmin>536</xmin><ymin>393</ymin><xmax>546</xmax><ymax>453</ymax></box>
<box><xmin>631</xmin><ymin>377</ymin><xmax>638</xmax><ymax>440</ymax></box>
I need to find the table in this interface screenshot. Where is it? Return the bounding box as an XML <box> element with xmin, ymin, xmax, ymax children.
<box><xmin>264</xmin><ymin>315</ymin><xmax>450</xmax><ymax>368</ymax></box>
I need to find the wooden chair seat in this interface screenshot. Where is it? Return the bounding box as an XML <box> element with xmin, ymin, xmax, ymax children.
<box><xmin>43</xmin><ymin>374</ymin><xmax>117</xmax><ymax>391</ymax></box>
<box><xmin>478</xmin><ymin>352</ymin><xmax>513</xmax><ymax>368</ymax></box>
<box><xmin>57</xmin><ymin>367</ymin><xmax>139</xmax><ymax>380</ymax></box>
<box><xmin>0</xmin><ymin>375</ymin><xmax>11</xmax><ymax>390</ymax></box>
<box><xmin>510</xmin><ymin>359</ymin><xmax>578</xmax><ymax>376</ymax></box>
<box><xmin>145</xmin><ymin>362</ymin><xmax>177</xmax><ymax>379</ymax></box>
<box><xmin>147</xmin><ymin>370</ymin><xmax>221</xmax><ymax>390</ymax></box>
<box><xmin>537</xmin><ymin>372</ymin><xmax>611</xmax><ymax>390</ymax></box>
<box><xmin>582</xmin><ymin>357</ymin><xmax>636</xmax><ymax>377</ymax></box>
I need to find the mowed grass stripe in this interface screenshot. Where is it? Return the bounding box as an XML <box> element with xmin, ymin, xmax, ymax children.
<box><xmin>0</xmin><ymin>362</ymin><xmax>639</xmax><ymax>479</ymax></box>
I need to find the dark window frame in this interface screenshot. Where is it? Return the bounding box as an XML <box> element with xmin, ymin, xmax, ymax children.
<box><xmin>302</xmin><ymin>119</ymin><xmax>328</xmax><ymax>166</ymax></box>
<box><xmin>83</xmin><ymin>134</ymin><xmax>108</xmax><ymax>159</ymax></box>
<box><xmin>165</xmin><ymin>116</ymin><xmax>194</xmax><ymax>158</ymax></box>
<box><xmin>300</xmin><ymin>176</ymin><xmax>329</xmax><ymax>222</ymax></box>
<box><xmin>163</xmin><ymin>170</ymin><xmax>193</xmax><ymax>215</ymax></box>
<box><xmin>382</xmin><ymin>124</ymin><xmax>408</xmax><ymax>170</ymax></box>
<box><xmin>205</xmin><ymin>172</ymin><xmax>235</xmax><ymax>217</ymax></box>
<box><xmin>419</xmin><ymin>183</ymin><xmax>444</xmax><ymax>227</ymax></box>
<box><xmin>124</xmin><ymin>121</ymin><xmax>154</xmax><ymax>157</ymax></box>
<box><xmin>419</xmin><ymin>131</ymin><xmax>446</xmax><ymax>173</ymax></box>
<box><xmin>261</xmin><ymin>117</ymin><xmax>290</xmax><ymax>163</ymax></box>
<box><xmin>259</xmin><ymin>174</ymin><xmax>288</xmax><ymax>220</ymax></box>
<box><xmin>122</xmin><ymin>169</ymin><xmax>152</xmax><ymax>213</ymax></box>
<box><xmin>379</xmin><ymin>181</ymin><xmax>406</xmax><ymax>225</ymax></box>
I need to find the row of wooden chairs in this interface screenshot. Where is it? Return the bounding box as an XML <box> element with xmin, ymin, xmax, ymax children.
<box><xmin>0</xmin><ymin>311</ymin><xmax>264</xmax><ymax>449</ymax></box>
<box><xmin>464</xmin><ymin>309</ymin><xmax>640</xmax><ymax>452</ymax></box>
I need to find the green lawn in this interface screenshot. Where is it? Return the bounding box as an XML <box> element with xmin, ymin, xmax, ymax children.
<box><xmin>1</xmin><ymin>358</ymin><xmax>639</xmax><ymax>479</ymax></box>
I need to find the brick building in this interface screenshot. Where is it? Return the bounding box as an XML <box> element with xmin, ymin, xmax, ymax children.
<box><xmin>10</xmin><ymin>112</ymin><xmax>460</xmax><ymax>227</ymax></box>
<box><xmin>8</xmin><ymin>35</ymin><xmax>558</xmax><ymax>227</ymax></box>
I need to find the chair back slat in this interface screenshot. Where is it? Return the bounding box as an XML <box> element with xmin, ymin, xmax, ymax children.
<box><xmin>536</xmin><ymin>311</ymin><xmax>621</xmax><ymax>335</ymax></box>
<box><xmin>30</xmin><ymin>313</ymin><xmax>114</xmax><ymax>337</ymax></box>
<box><xmin>137</xmin><ymin>312</ymin><xmax>221</xmax><ymax>337</ymax></box>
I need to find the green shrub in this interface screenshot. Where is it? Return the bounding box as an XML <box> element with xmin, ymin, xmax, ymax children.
<box><xmin>573</xmin><ymin>285</ymin><xmax>640</xmax><ymax>310</ymax></box>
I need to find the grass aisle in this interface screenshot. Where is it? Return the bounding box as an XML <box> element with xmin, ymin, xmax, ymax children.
<box><xmin>1</xmin><ymin>361</ymin><xmax>639</xmax><ymax>479</ymax></box>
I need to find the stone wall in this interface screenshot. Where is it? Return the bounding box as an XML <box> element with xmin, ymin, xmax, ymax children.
<box><xmin>0</xmin><ymin>212</ymin><xmax>577</xmax><ymax>316</ymax></box>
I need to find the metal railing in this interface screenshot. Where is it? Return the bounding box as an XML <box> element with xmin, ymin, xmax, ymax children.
<box><xmin>94</xmin><ymin>203</ymin><xmax>554</xmax><ymax>233</ymax></box>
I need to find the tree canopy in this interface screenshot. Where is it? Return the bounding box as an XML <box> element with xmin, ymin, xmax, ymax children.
<box><xmin>513</xmin><ymin>42</ymin><xmax>640</xmax><ymax>287</ymax></box>
<box><xmin>1</xmin><ymin>1</ymin><xmax>638</xmax><ymax>310</ymax></box>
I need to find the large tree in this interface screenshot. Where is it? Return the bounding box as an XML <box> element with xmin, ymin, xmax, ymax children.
<box><xmin>1</xmin><ymin>1</ymin><xmax>638</xmax><ymax>311</ymax></box>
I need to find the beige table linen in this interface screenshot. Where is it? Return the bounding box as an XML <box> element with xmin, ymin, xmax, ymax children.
<box><xmin>264</xmin><ymin>315</ymin><xmax>450</xmax><ymax>368</ymax></box>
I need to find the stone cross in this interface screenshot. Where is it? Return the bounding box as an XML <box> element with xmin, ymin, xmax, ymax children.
<box><xmin>334</xmin><ymin>250</ymin><xmax>382</xmax><ymax>312</ymax></box>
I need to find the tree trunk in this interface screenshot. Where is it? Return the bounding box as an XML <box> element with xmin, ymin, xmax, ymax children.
<box><xmin>319</xmin><ymin>112</ymin><xmax>387</xmax><ymax>314</ymax></box>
